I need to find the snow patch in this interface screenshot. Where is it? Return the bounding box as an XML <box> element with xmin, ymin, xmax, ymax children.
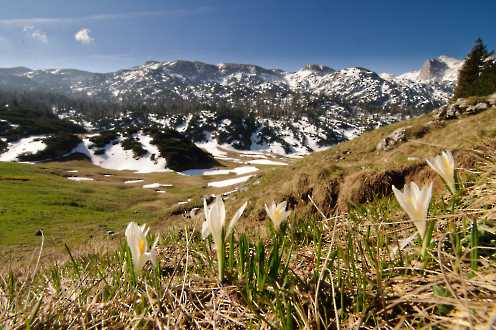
<box><xmin>208</xmin><ymin>175</ymin><xmax>254</xmax><ymax>188</ymax></box>
<box><xmin>142</xmin><ymin>183</ymin><xmax>173</xmax><ymax>189</ymax></box>
<box><xmin>0</xmin><ymin>136</ymin><xmax>47</xmax><ymax>162</ymax></box>
<box><xmin>182</xmin><ymin>166</ymin><xmax>258</xmax><ymax>176</ymax></box>
<box><xmin>67</xmin><ymin>176</ymin><xmax>94</xmax><ymax>181</ymax></box>
<box><xmin>71</xmin><ymin>133</ymin><xmax>168</xmax><ymax>173</ymax></box>
<box><xmin>247</xmin><ymin>159</ymin><xmax>288</xmax><ymax>166</ymax></box>
<box><xmin>125</xmin><ymin>179</ymin><xmax>144</xmax><ymax>184</ymax></box>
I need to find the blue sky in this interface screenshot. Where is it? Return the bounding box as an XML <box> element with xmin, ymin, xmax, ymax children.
<box><xmin>0</xmin><ymin>0</ymin><xmax>493</xmax><ymax>74</ymax></box>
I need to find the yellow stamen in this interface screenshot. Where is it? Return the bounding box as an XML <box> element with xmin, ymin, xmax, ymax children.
<box><xmin>139</xmin><ymin>239</ymin><xmax>145</xmax><ymax>256</ymax></box>
<box><xmin>443</xmin><ymin>157</ymin><xmax>450</xmax><ymax>170</ymax></box>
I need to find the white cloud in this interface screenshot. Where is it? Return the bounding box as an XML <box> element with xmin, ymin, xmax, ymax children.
<box><xmin>23</xmin><ymin>25</ymin><xmax>48</xmax><ymax>43</ymax></box>
<box><xmin>75</xmin><ymin>28</ymin><xmax>94</xmax><ymax>45</ymax></box>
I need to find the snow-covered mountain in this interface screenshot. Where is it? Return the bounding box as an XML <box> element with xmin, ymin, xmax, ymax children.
<box><xmin>0</xmin><ymin>56</ymin><xmax>463</xmax><ymax>172</ymax></box>
<box><xmin>0</xmin><ymin>57</ymin><xmax>458</xmax><ymax>112</ymax></box>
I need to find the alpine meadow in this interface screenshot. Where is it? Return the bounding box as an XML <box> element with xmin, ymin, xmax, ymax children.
<box><xmin>1</xmin><ymin>1</ymin><xmax>496</xmax><ymax>329</ymax></box>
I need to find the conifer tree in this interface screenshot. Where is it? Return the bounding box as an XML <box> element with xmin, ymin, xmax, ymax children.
<box><xmin>453</xmin><ymin>38</ymin><xmax>490</xmax><ymax>99</ymax></box>
<box><xmin>479</xmin><ymin>57</ymin><xmax>496</xmax><ymax>96</ymax></box>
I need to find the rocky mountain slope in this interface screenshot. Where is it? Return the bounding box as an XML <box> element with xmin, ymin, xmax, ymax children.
<box><xmin>0</xmin><ymin>56</ymin><xmax>463</xmax><ymax>168</ymax></box>
<box><xmin>0</xmin><ymin>58</ymin><xmax>458</xmax><ymax>112</ymax></box>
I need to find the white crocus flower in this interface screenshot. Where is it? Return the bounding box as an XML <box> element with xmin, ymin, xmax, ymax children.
<box><xmin>125</xmin><ymin>222</ymin><xmax>159</xmax><ymax>273</ymax></box>
<box><xmin>265</xmin><ymin>200</ymin><xmax>291</xmax><ymax>232</ymax></box>
<box><xmin>426</xmin><ymin>150</ymin><xmax>456</xmax><ymax>194</ymax></box>
<box><xmin>202</xmin><ymin>196</ymin><xmax>247</xmax><ymax>281</ymax></box>
<box><xmin>392</xmin><ymin>182</ymin><xmax>433</xmax><ymax>239</ymax></box>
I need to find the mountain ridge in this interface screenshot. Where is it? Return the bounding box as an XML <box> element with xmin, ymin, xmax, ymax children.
<box><xmin>0</xmin><ymin>55</ymin><xmax>464</xmax><ymax>168</ymax></box>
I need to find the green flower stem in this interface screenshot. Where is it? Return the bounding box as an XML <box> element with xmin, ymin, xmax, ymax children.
<box><xmin>216</xmin><ymin>230</ymin><xmax>226</xmax><ymax>283</ymax></box>
<box><xmin>421</xmin><ymin>220</ymin><xmax>435</xmax><ymax>266</ymax></box>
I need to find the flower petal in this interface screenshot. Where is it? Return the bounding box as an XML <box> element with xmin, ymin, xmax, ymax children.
<box><xmin>201</xmin><ymin>220</ymin><xmax>210</xmax><ymax>239</ymax></box>
<box><xmin>226</xmin><ymin>201</ymin><xmax>247</xmax><ymax>238</ymax></box>
<box><xmin>203</xmin><ymin>198</ymin><xmax>210</xmax><ymax>222</ymax></box>
<box><xmin>208</xmin><ymin>196</ymin><xmax>226</xmax><ymax>245</ymax></box>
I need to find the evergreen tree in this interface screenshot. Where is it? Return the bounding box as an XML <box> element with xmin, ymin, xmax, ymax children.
<box><xmin>479</xmin><ymin>57</ymin><xmax>496</xmax><ymax>96</ymax></box>
<box><xmin>453</xmin><ymin>38</ymin><xmax>490</xmax><ymax>99</ymax></box>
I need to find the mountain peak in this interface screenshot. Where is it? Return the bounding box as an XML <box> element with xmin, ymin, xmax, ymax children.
<box><xmin>417</xmin><ymin>56</ymin><xmax>463</xmax><ymax>82</ymax></box>
<box><xmin>397</xmin><ymin>55</ymin><xmax>463</xmax><ymax>82</ymax></box>
<box><xmin>301</xmin><ymin>64</ymin><xmax>334</xmax><ymax>73</ymax></box>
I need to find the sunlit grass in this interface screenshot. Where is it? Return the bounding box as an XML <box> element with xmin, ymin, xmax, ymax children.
<box><xmin>2</xmin><ymin>150</ymin><xmax>496</xmax><ymax>328</ymax></box>
<box><xmin>2</xmin><ymin>104</ymin><xmax>496</xmax><ymax>328</ymax></box>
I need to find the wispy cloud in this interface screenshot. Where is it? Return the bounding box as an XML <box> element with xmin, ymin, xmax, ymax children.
<box><xmin>0</xmin><ymin>8</ymin><xmax>211</xmax><ymax>27</ymax></box>
<box><xmin>75</xmin><ymin>28</ymin><xmax>94</xmax><ymax>45</ymax></box>
<box><xmin>23</xmin><ymin>26</ymin><xmax>48</xmax><ymax>43</ymax></box>
<box><xmin>31</xmin><ymin>29</ymin><xmax>48</xmax><ymax>43</ymax></box>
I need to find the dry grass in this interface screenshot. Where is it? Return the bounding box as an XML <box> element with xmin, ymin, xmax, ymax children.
<box><xmin>233</xmin><ymin>104</ymin><xmax>496</xmax><ymax>224</ymax></box>
<box><xmin>2</xmin><ymin>105</ymin><xmax>496</xmax><ymax>328</ymax></box>
<box><xmin>2</xmin><ymin>139</ymin><xmax>496</xmax><ymax>328</ymax></box>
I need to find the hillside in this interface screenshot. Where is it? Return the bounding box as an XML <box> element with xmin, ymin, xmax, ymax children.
<box><xmin>0</xmin><ymin>96</ymin><xmax>219</xmax><ymax>172</ymax></box>
<box><xmin>2</xmin><ymin>94</ymin><xmax>496</xmax><ymax>328</ymax></box>
<box><xmin>232</xmin><ymin>94</ymin><xmax>496</xmax><ymax>222</ymax></box>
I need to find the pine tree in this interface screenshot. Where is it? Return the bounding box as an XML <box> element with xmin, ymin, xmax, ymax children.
<box><xmin>453</xmin><ymin>38</ymin><xmax>490</xmax><ymax>99</ymax></box>
<box><xmin>479</xmin><ymin>57</ymin><xmax>496</xmax><ymax>96</ymax></box>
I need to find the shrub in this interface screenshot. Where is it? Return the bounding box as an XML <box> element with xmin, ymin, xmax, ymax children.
<box><xmin>150</xmin><ymin>129</ymin><xmax>218</xmax><ymax>171</ymax></box>
<box><xmin>94</xmin><ymin>148</ymin><xmax>106</xmax><ymax>155</ymax></box>
<box><xmin>0</xmin><ymin>104</ymin><xmax>85</xmax><ymax>140</ymax></box>
<box><xmin>17</xmin><ymin>133</ymin><xmax>82</xmax><ymax>161</ymax></box>
<box><xmin>121</xmin><ymin>136</ymin><xmax>148</xmax><ymax>158</ymax></box>
<box><xmin>88</xmin><ymin>131</ymin><xmax>119</xmax><ymax>149</ymax></box>
<box><xmin>0</xmin><ymin>139</ymin><xmax>7</xmax><ymax>154</ymax></box>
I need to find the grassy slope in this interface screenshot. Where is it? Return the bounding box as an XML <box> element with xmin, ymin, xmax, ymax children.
<box><xmin>0</xmin><ymin>157</ymin><xmax>272</xmax><ymax>263</ymax></box>
<box><xmin>0</xmin><ymin>162</ymin><xmax>160</xmax><ymax>259</ymax></box>
<box><xmin>2</xmin><ymin>104</ymin><xmax>496</xmax><ymax>328</ymax></box>
<box><xmin>232</xmin><ymin>102</ymin><xmax>496</xmax><ymax>229</ymax></box>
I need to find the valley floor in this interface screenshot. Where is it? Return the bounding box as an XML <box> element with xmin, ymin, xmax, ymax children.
<box><xmin>0</xmin><ymin>147</ymin><xmax>292</xmax><ymax>266</ymax></box>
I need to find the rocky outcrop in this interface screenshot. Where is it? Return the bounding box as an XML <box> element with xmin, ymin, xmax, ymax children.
<box><xmin>488</xmin><ymin>93</ymin><xmax>496</xmax><ymax>106</ymax></box>
<box><xmin>376</xmin><ymin>127</ymin><xmax>412</xmax><ymax>151</ymax></box>
<box><xmin>376</xmin><ymin>125</ymin><xmax>429</xmax><ymax>151</ymax></box>
<box><xmin>418</xmin><ymin>58</ymin><xmax>450</xmax><ymax>81</ymax></box>
<box><xmin>433</xmin><ymin>97</ymin><xmax>494</xmax><ymax>121</ymax></box>
<box><xmin>409</xmin><ymin>56</ymin><xmax>463</xmax><ymax>82</ymax></box>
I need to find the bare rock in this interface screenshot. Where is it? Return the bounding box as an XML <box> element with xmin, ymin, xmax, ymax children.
<box><xmin>466</xmin><ymin>102</ymin><xmax>488</xmax><ymax>114</ymax></box>
<box><xmin>488</xmin><ymin>93</ymin><xmax>496</xmax><ymax>106</ymax></box>
<box><xmin>433</xmin><ymin>103</ymin><xmax>459</xmax><ymax>120</ymax></box>
<box><xmin>445</xmin><ymin>103</ymin><xmax>460</xmax><ymax>119</ymax></box>
<box><xmin>434</xmin><ymin>98</ymin><xmax>491</xmax><ymax>121</ymax></box>
<box><xmin>432</xmin><ymin>105</ymin><xmax>448</xmax><ymax>120</ymax></box>
<box><xmin>376</xmin><ymin>126</ymin><xmax>411</xmax><ymax>151</ymax></box>
<box><xmin>454</xmin><ymin>98</ymin><xmax>471</xmax><ymax>108</ymax></box>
